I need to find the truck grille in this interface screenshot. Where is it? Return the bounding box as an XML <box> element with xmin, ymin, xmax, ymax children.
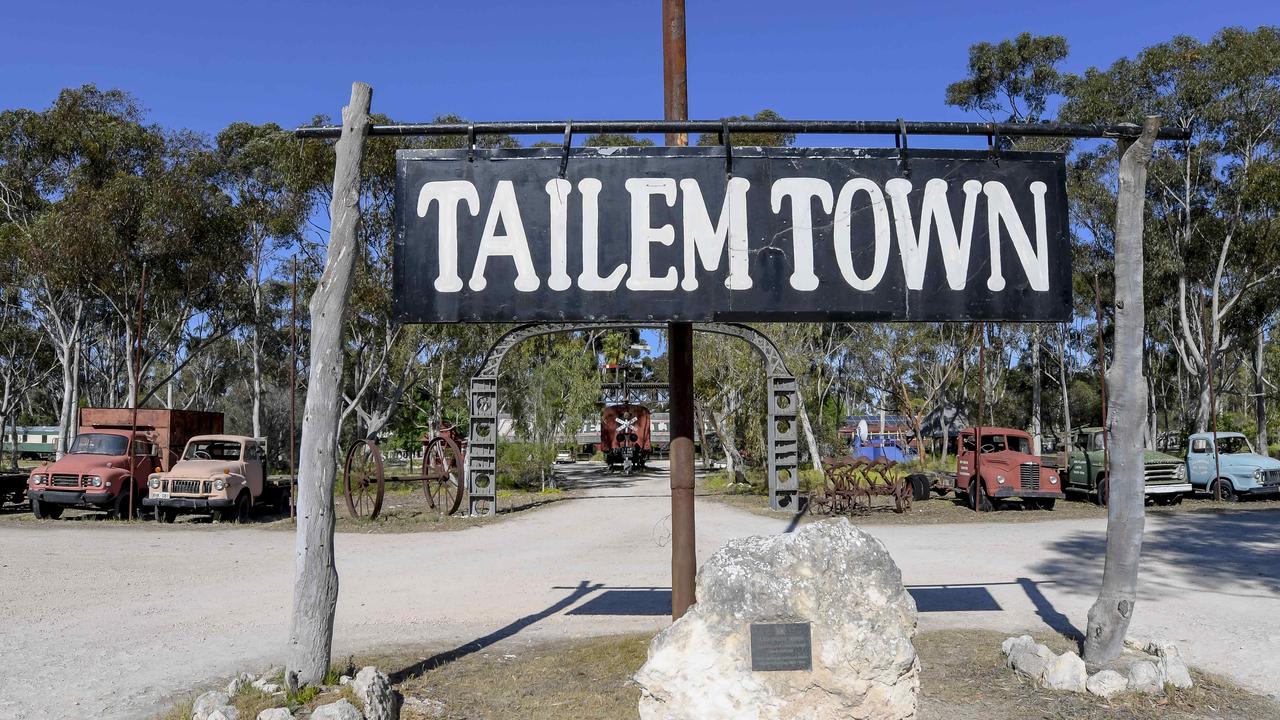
<box><xmin>1020</xmin><ymin>463</ymin><xmax>1041</xmax><ymax>491</ymax></box>
<box><xmin>170</xmin><ymin>479</ymin><xmax>207</xmax><ymax>495</ymax></box>
<box><xmin>51</xmin><ymin>474</ymin><xmax>81</xmax><ymax>488</ymax></box>
<box><xmin>1144</xmin><ymin>463</ymin><xmax>1183</xmax><ymax>485</ymax></box>
<box><xmin>1262</xmin><ymin>469</ymin><xmax>1280</xmax><ymax>487</ymax></box>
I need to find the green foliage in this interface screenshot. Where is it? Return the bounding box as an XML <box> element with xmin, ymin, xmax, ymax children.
<box><xmin>695</xmin><ymin>109</ymin><xmax>794</xmax><ymax>147</ymax></box>
<box><xmin>581</xmin><ymin>133</ymin><xmax>654</xmax><ymax>147</ymax></box>
<box><xmin>945</xmin><ymin>32</ymin><xmax>1068</xmax><ymax>122</ymax></box>
<box><xmin>497</xmin><ymin>441</ymin><xmax>556</xmax><ymax>489</ymax></box>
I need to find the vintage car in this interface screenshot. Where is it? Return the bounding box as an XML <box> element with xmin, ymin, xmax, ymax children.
<box><xmin>1183</xmin><ymin>432</ymin><xmax>1280</xmax><ymax>501</ymax></box>
<box><xmin>143</xmin><ymin>435</ymin><xmax>289</xmax><ymax>522</ymax></box>
<box><xmin>1062</xmin><ymin>427</ymin><xmax>1192</xmax><ymax>505</ymax></box>
<box><xmin>955</xmin><ymin>426</ymin><xmax>1064</xmax><ymax>511</ymax></box>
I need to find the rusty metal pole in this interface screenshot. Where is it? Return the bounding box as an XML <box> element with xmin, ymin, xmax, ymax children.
<box><xmin>1094</xmin><ymin>274</ymin><xmax>1110</xmax><ymax>502</ymax></box>
<box><xmin>128</xmin><ymin>262</ymin><xmax>147</xmax><ymax>522</ymax></box>
<box><xmin>290</xmin><ymin>258</ymin><xmax>298</xmax><ymax>519</ymax></box>
<box><xmin>664</xmin><ymin>0</ymin><xmax>696</xmax><ymax>621</ymax></box>
<box><xmin>974</xmin><ymin>322</ymin><xmax>985</xmax><ymax>513</ymax></box>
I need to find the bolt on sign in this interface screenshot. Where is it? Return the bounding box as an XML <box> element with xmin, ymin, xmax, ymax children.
<box><xmin>394</xmin><ymin>146</ymin><xmax>1070</xmax><ymax>322</ymax></box>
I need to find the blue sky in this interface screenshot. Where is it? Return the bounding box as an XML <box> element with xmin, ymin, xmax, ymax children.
<box><xmin>4</xmin><ymin>0</ymin><xmax>1274</xmax><ymax>147</ymax></box>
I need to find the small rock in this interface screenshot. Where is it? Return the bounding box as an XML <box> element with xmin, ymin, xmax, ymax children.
<box><xmin>310</xmin><ymin>699</ymin><xmax>363</xmax><ymax>720</ymax></box>
<box><xmin>193</xmin><ymin>691</ymin><xmax>231</xmax><ymax>720</ymax></box>
<box><xmin>1008</xmin><ymin>643</ymin><xmax>1056</xmax><ymax>680</ymax></box>
<box><xmin>1145</xmin><ymin>639</ymin><xmax>1179</xmax><ymax>658</ymax></box>
<box><xmin>1160</xmin><ymin>655</ymin><xmax>1193</xmax><ymax>689</ymax></box>
<box><xmin>251</xmin><ymin>679</ymin><xmax>281</xmax><ymax>694</ymax></box>
<box><xmin>1043</xmin><ymin>651</ymin><xmax>1087</xmax><ymax>692</ymax></box>
<box><xmin>206</xmin><ymin>708</ymin><xmax>239</xmax><ymax>720</ymax></box>
<box><xmin>1087</xmin><ymin>669</ymin><xmax>1128</xmax><ymax>698</ymax></box>
<box><xmin>1001</xmin><ymin>635</ymin><xmax>1036</xmax><ymax>656</ymax></box>
<box><xmin>354</xmin><ymin>666</ymin><xmax>400</xmax><ymax>720</ymax></box>
<box><xmin>256</xmin><ymin>709</ymin><xmax>294</xmax><ymax>720</ymax></box>
<box><xmin>227</xmin><ymin>672</ymin><xmax>254</xmax><ymax>696</ymax></box>
<box><xmin>339</xmin><ymin>675</ymin><xmax>352</xmax><ymax>686</ymax></box>
<box><xmin>260</xmin><ymin>666</ymin><xmax>283</xmax><ymax>683</ymax></box>
<box><xmin>1128</xmin><ymin>660</ymin><xmax>1164</xmax><ymax>695</ymax></box>
<box><xmin>404</xmin><ymin>697</ymin><xmax>445</xmax><ymax>718</ymax></box>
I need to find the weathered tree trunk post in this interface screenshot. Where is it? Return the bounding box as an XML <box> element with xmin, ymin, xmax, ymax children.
<box><xmin>1084</xmin><ymin>116</ymin><xmax>1160</xmax><ymax>664</ymax></box>
<box><xmin>286</xmin><ymin>82</ymin><xmax>372</xmax><ymax>689</ymax></box>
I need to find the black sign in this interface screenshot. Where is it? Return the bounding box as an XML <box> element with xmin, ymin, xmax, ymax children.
<box><xmin>394</xmin><ymin>146</ymin><xmax>1070</xmax><ymax>323</ymax></box>
<box><xmin>750</xmin><ymin>622</ymin><xmax>813</xmax><ymax>672</ymax></box>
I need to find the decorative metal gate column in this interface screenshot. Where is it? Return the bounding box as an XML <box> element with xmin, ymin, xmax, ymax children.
<box><xmin>465</xmin><ymin>322</ymin><xmax>800</xmax><ymax>515</ymax></box>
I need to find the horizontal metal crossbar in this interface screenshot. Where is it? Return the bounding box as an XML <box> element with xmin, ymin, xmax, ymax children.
<box><xmin>292</xmin><ymin>118</ymin><xmax>1189</xmax><ymax>141</ymax></box>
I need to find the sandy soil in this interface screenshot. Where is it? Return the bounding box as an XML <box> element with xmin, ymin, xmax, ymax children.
<box><xmin>1</xmin><ymin>461</ymin><xmax>1277</xmax><ymax>719</ymax></box>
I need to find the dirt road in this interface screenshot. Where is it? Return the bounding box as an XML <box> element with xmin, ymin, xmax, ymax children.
<box><xmin>2</xmin><ymin>462</ymin><xmax>1277</xmax><ymax>719</ymax></box>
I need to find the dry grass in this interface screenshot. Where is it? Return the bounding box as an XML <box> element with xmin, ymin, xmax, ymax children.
<box><xmin>153</xmin><ymin>629</ymin><xmax>1279</xmax><ymax>720</ymax></box>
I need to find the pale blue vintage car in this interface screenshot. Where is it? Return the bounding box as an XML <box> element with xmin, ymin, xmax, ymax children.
<box><xmin>1184</xmin><ymin>432</ymin><xmax>1280</xmax><ymax>501</ymax></box>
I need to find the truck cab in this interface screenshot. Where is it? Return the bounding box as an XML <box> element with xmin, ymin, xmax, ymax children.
<box><xmin>26</xmin><ymin>430</ymin><xmax>160</xmax><ymax>519</ymax></box>
<box><xmin>1063</xmin><ymin>427</ymin><xmax>1191</xmax><ymax>505</ymax></box>
<box><xmin>143</xmin><ymin>435</ymin><xmax>286</xmax><ymax>522</ymax></box>
<box><xmin>1184</xmin><ymin>432</ymin><xmax>1280</xmax><ymax>501</ymax></box>
<box><xmin>955</xmin><ymin>427</ymin><xmax>1064</xmax><ymax>511</ymax></box>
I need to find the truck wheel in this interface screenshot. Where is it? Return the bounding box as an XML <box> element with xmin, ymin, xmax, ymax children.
<box><xmin>969</xmin><ymin>485</ymin><xmax>994</xmax><ymax>512</ymax></box>
<box><xmin>909</xmin><ymin>474</ymin><xmax>930</xmax><ymax>502</ymax></box>
<box><xmin>111</xmin><ymin>489</ymin><xmax>136</xmax><ymax>521</ymax></box>
<box><xmin>1095</xmin><ymin>478</ymin><xmax>1109</xmax><ymax>507</ymax></box>
<box><xmin>31</xmin><ymin>498</ymin><xmax>63</xmax><ymax>520</ymax></box>
<box><xmin>232</xmin><ymin>492</ymin><xmax>252</xmax><ymax>523</ymax></box>
<box><xmin>1211</xmin><ymin>480</ymin><xmax>1238</xmax><ymax>503</ymax></box>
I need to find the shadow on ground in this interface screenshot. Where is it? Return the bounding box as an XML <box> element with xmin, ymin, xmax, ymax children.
<box><xmin>1031</xmin><ymin>507</ymin><xmax>1280</xmax><ymax>599</ymax></box>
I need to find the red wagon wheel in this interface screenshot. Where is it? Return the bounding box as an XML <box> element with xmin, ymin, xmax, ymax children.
<box><xmin>423</xmin><ymin>435</ymin><xmax>465</xmax><ymax>516</ymax></box>
<box><xmin>344</xmin><ymin>439</ymin><xmax>385</xmax><ymax>520</ymax></box>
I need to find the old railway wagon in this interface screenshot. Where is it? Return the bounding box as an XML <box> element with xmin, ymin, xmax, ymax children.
<box><xmin>601</xmin><ymin>404</ymin><xmax>651</xmax><ymax>474</ymax></box>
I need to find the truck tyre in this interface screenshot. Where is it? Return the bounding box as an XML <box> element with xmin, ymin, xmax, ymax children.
<box><xmin>909</xmin><ymin>474</ymin><xmax>930</xmax><ymax>502</ymax></box>
<box><xmin>232</xmin><ymin>491</ymin><xmax>252</xmax><ymax>523</ymax></box>
<box><xmin>1095</xmin><ymin>477</ymin><xmax>1109</xmax><ymax>507</ymax></box>
<box><xmin>969</xmin><ymin>484</ymin><xmax>995</xmax><ymax>512</ymax></box>
<box><xmin>31</xmin><ymin>497</ymin><xmax>63</xmax><ymax>520</ymax></box>
<box><xmin>111</xmin><ymin>488</ymin><xmax>135</xmax><ymax>521</ymax></box>
<box><xmin>1211</xmin><ymin>479</ymin><xmax>1238</xmax><ymax>503</ymax></box>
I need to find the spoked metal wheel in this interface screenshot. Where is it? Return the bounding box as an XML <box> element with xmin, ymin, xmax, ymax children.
<box><xmin>344</xmin><ymin>439</ymin><xmax>385</xmax><ymax>520</ymax></box>
<box><xmin>423</xmin><ymin>436</ymin><xmax>464</xmax><ymax>516</ymax></box>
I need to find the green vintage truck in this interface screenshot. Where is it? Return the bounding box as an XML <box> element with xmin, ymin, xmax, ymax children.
<box><xmin>1062</xmin><ymin>427</ymin><xmax>1192</xmax><ymax>505</ymax></box>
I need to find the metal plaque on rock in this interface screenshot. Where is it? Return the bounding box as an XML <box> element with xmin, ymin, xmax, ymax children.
<box><xmin>750</xmin><ymin>622</ymin><xmax>813</xmax><ymax>672</ymax></box>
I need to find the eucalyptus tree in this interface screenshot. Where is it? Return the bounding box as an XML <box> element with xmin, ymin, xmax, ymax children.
<box><xmin>1061</xmin><ymin>27</ymin><xmax>1280</xmax><ymax>433</ymax></box>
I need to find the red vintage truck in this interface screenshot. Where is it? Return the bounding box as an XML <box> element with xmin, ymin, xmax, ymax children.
<box><xmin>954</xmin><ymin>426</ymin><xmax>1064</xmax><ymax>511</ymax></box>
<box><xmin>26</xmin><ymin>408</ymin><xmax>222</xmax><ymax>520</ymax></box>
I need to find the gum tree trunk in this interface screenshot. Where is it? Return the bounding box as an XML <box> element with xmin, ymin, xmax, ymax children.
<box><xmin>286</xmin><ymin>82</ymin><xmax>371</xmax><ymax>689</ymax></box>
<box><xmin>1084</xmin><ymin>117</ymin><xmax>1160</xmax><ymax>664</ymax></box>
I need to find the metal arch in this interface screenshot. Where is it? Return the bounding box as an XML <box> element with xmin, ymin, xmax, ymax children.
<box><xmin>466</xmin><ymin>321</ymin><xmax>801</xmax><ymax>516</ymax></box>
<box><xmin>476</xmin><ymin>321</ymin><xmax>789</xmax><ymax>379</ymax></box>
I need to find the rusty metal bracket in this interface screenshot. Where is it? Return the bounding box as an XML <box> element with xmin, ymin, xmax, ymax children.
<box><xmin>466</xmin><ymin>123</ymin><xmax>476</xmax><ymax>162</ymax></box>
<box><xmin>559</xmin><ymin>120</ymin><xmax>573</xmax><ymax>178</ymax></box>
<box><xmin>988</xmin><ymin>125</ymin><xmax>1001</xmax><ymax>165</ymax></box>
<box><xmin>722</xmin><ymin>119</ymin><xmax>733</xmax><ymax>177</ymax></box>
<box><xmin>895</xmin><ymin>118</ymin><xmax>910</xmax><ymax>176</ymax></box>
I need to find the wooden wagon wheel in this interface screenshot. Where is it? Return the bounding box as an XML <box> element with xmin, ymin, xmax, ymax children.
<box><xmin>344</xmin><ymin>439</ymin><xmax>385</xmax><ymax>520</ymax></box>
<box><xmin>423</xmin><ymin>435</ymin><xmax>465</xmax><ymax>516</ymax></box>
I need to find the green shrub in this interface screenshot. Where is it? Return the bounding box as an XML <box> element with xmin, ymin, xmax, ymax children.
<box><xmin>497</xmin><ymin>442</ymin><xmax>555</xmax><ymax>489</ymax></box>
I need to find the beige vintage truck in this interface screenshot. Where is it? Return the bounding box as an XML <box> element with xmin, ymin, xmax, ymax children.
<box><xmin>142</xmin><ymin>435</ymin><xmax>289</xmax><ymax>523</ymax></box>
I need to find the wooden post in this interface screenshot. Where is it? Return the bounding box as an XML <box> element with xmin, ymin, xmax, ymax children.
<box><xmin>286</xmin><ymin>82</ymin><xmax>372</xmax><ymax>689</ymax></box>
<box><xmin>1084</xmin><ymin>116</ymin><xmax>1160</xmax><ymax>664</ymax></box>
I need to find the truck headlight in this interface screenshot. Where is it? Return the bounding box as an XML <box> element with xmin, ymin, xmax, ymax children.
<box><xmin>32</xmin><ymin>474</ymin><xmax>46</xmax><ymax>485</ymax></box>
<box><xmin>996</xmin><ymin>475</ymin><xmax>1006</xmax><ymax>484</ymax></box>
<box><xmin>1254</xmin><ymin>468</ymin><xmax>1262</xmax><ymax>481</ymax></box>
<box><xmin>213</xmin><ymin>478</ymin><xmax>226</xmax><ymax>491</ymax></box>
<box><xmin>1175</xmin><ymin>465</ymin><xmax>1186</xmax><ymax>480</ymax></box>
<box><xmin>1049</xmin><ymin>474</ymin><xmax>1058</xmax><ymax>485</ymax></box>
<box><xmin>149</xmin><ymin>477</ymin><xmax>160</xmax><ymax>489</ymax></box>
<box><xmin>87</xmin><ymin>476</ymin><xmax>103</xmax><ymax>487</ymax></box>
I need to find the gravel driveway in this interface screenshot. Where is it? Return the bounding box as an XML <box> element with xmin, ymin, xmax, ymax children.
<box><xmin>1</xmin><ymin>461</ymin><xmax>1276</xmax><ymax>719</ymax></box>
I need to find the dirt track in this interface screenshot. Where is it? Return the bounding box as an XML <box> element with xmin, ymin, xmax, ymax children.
<box><xmin>1</xmin><ymin>461</ymin><xmax>1277</xmax><ymax>719</ymax></box>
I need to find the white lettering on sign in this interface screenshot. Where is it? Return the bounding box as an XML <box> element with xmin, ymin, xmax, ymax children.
<box><xmin>415</xmin><ymin>176</ymin><xmax>1053</xmax><ymax>295</ymax></box>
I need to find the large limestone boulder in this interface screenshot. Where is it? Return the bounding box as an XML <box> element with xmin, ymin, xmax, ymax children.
<box><xmin>310</xmin><ymin>700</ymin><xmax>362</xmax><ymax>720</ymax></box>
<box><xmin>635</xmin><ymin>519</ymin><xmax>919</xmax><ymax>720</ymax></box>
<box><xmin>1042</xmin><ymin>651</ymin><xmax>1087</xmax><ymax>692</ymax></box>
